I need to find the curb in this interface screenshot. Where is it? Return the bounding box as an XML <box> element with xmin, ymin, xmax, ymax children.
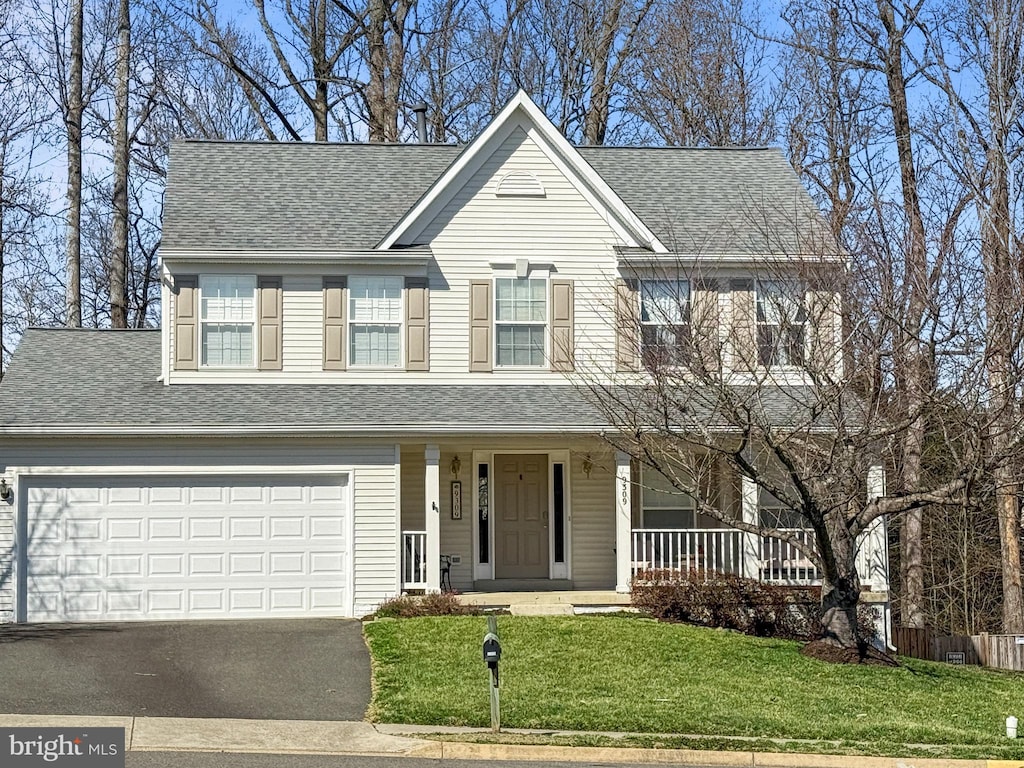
<box><xmin>0</xmin><ymin>715</ymin><xmax>1018</xmax><ymax>767</ymax></box>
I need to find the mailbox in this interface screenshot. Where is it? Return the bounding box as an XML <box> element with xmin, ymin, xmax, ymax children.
<box><xmin>482</xmin><ymin>632</ymin><xmax>502</xmax><ymax>664</ymax></box>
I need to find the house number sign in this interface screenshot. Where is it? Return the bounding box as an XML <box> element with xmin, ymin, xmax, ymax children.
<box><xmin>451</xmin><ymin>480</ymin><xmax>462</xmax><ymax>519</ymax></box>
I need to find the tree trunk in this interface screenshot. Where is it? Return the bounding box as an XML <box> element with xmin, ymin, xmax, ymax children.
<box><xmin>366</xmin><ymin>0</ymin><xmax>387</xmax><ymax>143</ymax></box>
<box><xmin>110</xmin><ymin>0</ymin><xmax>130</xmax><ymax>329</ymax></box>
<box><xmin>0</xmin><ymin>156</ymin><xmax>5</xmax><ymax>380</ymax></box>
<box><xmin>983</xmin><ymin>28</ymin><xmax>1023</xmax><ymax>631</ymax></box>
<box><xmin>65</xmin><ymin>0</ymin><xmax>84</xmax><ymax>328</ymax></box>
<box><xmin>877</xmin><ymin>0</ymin><xmax>927</xmax><ymax>628</ymax></box>
<box><xmin>818</xmin><ymin>517</ymin><xmax>862</xmax><ymax>647</ymax></box>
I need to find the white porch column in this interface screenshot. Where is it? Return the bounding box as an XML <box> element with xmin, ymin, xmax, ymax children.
<box><xmin>740</xmin><ymin>475</ymin><xmax>760</xmax><ymax>580</ymax></box>
<box><xmin>615</xmin><ymin>451</ymin><xmax>632</xmax><ymax>593</ymax></box>
<box><xmin>860</xmin><ymin>463</ymin><xmax>889</xmax><ymax>592</ymax></box>
<box><xmin>425</xmin><ymin>444</ymin><xmax>441</xmax><ymax>593</ymax></box>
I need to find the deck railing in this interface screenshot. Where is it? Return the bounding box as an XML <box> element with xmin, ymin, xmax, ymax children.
<box><xmin>631</xmin><ymin>528</ymin><xmax>820</xmax><ymax>585</ymax></box>
<box><xmin>402</xmin><ymin>530</ymin><xmax>428</xmax><ymax>590</ymax></box>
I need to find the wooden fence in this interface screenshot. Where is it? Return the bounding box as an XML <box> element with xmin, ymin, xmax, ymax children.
<box><xmin>893</xmin><ymin>627</ymin><xmax>1024</xmax><ymax>671</ymax></box>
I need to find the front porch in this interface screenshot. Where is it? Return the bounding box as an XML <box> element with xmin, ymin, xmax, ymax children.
<box><xmin>395</xmin><ymin>443</ymin><xmax>889</xmax><ymax>597</ymax></box>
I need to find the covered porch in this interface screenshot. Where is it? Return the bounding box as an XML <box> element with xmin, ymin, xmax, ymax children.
<box><xmin>397</xmin><ymin>442</ymin><xmax>889</xmax><ymax>596</ymax></box>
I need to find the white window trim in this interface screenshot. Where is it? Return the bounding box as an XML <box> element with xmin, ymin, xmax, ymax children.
<box><xmin>639</xmin><ymin>279</ymin><xmax>692</xmax><ymax>368</ymax></box>
<box><xmin>347</xmin><ymin>275</ymin><xmax>404</xmax><ymax>369</ymax></box>
<box><xmin>493</xmin><ymin>275</ymin><xmax>548</xmax><ymax>369</ymax></box>
<box><xmin>198</xmin><ymin>274</ymin><xmax>257</xmax><ymax>369</ymax></box>
<box><xmin>755</xmin><ymin>280</ymin><xmax>807</xmax><ymax>370</ymax></box>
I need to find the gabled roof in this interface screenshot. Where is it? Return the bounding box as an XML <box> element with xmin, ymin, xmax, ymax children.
<box><xmin>162</xmin><ymin>95</ymin><xmax>831</xmax><ymax>256</ymax></box>
<box><xmin>377</xmin><ymin>90</ymin><xmax>666</xmax><ymax>252</ymax></box>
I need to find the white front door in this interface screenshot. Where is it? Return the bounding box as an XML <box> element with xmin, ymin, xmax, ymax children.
<box><xmin>20</xmin><ymin>474</ymin><xmax>350</xmax><ymax>622</ymax></box>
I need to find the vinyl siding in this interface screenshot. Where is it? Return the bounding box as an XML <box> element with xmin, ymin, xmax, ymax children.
<box><xmin>281</xmin><ymin>275</ymin><xmax>323</xmax><ymax>372</ymax></box>
<box><xmin>0</xmin><ymin>513</ymin><xmax>13</xmax><ymax>621</ymax></box>
<box><xmin>1</xmin><ymin>437</ymin><xmax>399</xmax><ymax>621</ymax></box>
<box><xmin>421</xmin><ymin>127</ymin><xmax>622</xmax><ymax>377</ymax></box>
<box><xmin>568</xmin><ymin>451</ymin><xmax>616</xmax><ymax>590</ymax></box>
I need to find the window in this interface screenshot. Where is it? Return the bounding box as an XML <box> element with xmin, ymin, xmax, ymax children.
<box><xmin>757</xmin><ymin>488</ymin><xmax>805</xmax><ymax>529</ymax></box>
<box><xmin>641</xmin><ymin>467</ymin><xmax>696</xmax><ymax>529</ymax></box>
<box><xmin>756</xmin><ymin>281</ymin><xmax>806</xmax><ymax>367</ymax></box>
<box><xmin>495</xmin><ymin>277</ymin><xmax>546</xmax><ymax>367</ymax></box>
<box><xmin>349</xmin><ymin>276</ymin><xmax>402</xmax><ymax>367</ymax></box>
<box><xmin>200</xmin><ymin>275</ymin><xmax>256</xmax><ymax>367</ymax></box>
<box><xmin>640</xmin><ymin>280</ymin><xmax>691</xmax><ymax>368</ymax></box>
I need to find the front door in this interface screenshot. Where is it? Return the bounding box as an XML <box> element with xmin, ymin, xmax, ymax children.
<box><xmin>494</xmin><ymin>454</ymin><xmax>549</xmax><ymax>579</ymax></box>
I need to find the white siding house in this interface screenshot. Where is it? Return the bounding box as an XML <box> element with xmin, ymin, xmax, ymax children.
<box><xmin>0</xmin><ymin>91</ymin><xmax>889</xmax><ymax>624</ymax></box>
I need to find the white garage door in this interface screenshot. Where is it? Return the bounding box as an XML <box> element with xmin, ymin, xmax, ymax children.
<box><xmin>22</xmin><ymin>474</ymin><xmax>350</xmax><ymax>622</ymax></box>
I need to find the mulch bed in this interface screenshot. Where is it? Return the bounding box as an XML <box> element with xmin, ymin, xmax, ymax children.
<box><xmin>801</xmin><ymin>638</ymin><xmax>899</xmax><ymax>666</ymax></box>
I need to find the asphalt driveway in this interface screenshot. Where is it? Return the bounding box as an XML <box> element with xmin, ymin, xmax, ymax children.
<box><xmin>0</xmin><ymin>619</ymin><xmax>371</xmax><ymax>721</ymax></box>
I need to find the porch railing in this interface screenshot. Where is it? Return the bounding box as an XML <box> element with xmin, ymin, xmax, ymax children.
<box><xmin>758</xmin><ymin>528</ymin><xmax>820</xmax><ymax>584</ymax></box>
<box><xmin>402</xmin><ymin>530</ymin><xmax>428</xmax><ymax>590</ymax></box>
<box><xmin>631</xmin><ymin>529</ymin><xmax>743</xmax><ymax>578</ymax></box>
<box><xmin>631</xmin><ymin>528</ymin><xmax>820</xmax><ymax>585</ymax></box>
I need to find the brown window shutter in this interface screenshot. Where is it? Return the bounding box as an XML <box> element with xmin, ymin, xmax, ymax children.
<box><xmin>323</xmin><ymin>277</ymin><xmax>347</xmax><ymax>370</ymax></box>
<box><xmin>730</xmin><ymin>279</ymin><xmax>756</xmax><ymax>371</ymax></box>
<box><xmin>691</xmin><ymin>279</ymin><xmax>720</xmax><ymax>375</ymax></box>
<box><xmin>257</xmin><ymin>276</ymin><xmax>283</xmax><ymax>371</ymax></box>
<box><xmin>468</xmin><ymin>280</ymin><xmax>492</xmax><ymax>372</ymax></box>
<box><xmin>405</xmin><ymin>277</ymin><xmax>429</xmax><ymax>371</ymax></box>
<box><xmin>549</xmin><ymin>278</ymin><xmax>574</xmax><ymax>371</ymax></box>
<box><xmin>615</xmin><ymin>279</ymin><xmax>639</xmax><ymax>372</ymax></box>
<box><xmin>173</xmin><ymin>275</ymin><xmax>198</xmax><ymax>371</ymax></box>
<box><xmin>808</xmin><ymin>287</ymin><xmax>838</xmax><ymax>377</ymax></box>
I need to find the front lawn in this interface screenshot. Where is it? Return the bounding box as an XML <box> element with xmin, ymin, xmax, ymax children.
<box><xmin>363</xmin><ymin>615</ymin><xmax>1024</xmax><ymax>756</ymax></box>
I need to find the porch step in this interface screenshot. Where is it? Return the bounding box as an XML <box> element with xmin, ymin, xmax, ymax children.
<box><xmin>472</xmin><ymin>579</ymin><xmax>574</xmax><ymax>592</ymax></box>
<box><xmin>509</xmin><ymin>603</ymin><xmax>575</xmax><ymax>616</ymax></box>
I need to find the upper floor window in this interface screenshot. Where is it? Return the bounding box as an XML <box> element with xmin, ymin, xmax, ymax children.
<box><xmin>756</xmin><ymin>281</ymin><xmax>806</xmax><ymax>368</ymax></box>
<box><xmin>495</xmin><ymin>277</ymin><xmax>546</xmax><ymax>367</ymax></box>
<box><xmin>640</xmin><ymin>280</ymin><xmax>691</xmax><ymax>369</ymax></box>
<box><xmin>349</xmin><ymin>276</ymin><xmax>403</xmax><ymax>367</ymax></box>
<box><xmin>200</xmin><ymin>275</ymin><xmax>256</xmax><ymax>367</ymax></box>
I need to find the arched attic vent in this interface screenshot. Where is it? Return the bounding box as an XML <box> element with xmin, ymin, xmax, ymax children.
<box><xmin>494</xmin><ymin>170</ymin><xmax>546</xmax><ymax>197</ymax></box>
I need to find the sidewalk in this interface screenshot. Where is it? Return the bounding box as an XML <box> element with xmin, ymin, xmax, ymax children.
<box><xmin>0</xmin><ymin>713</ymin><xmax>1013</xmax><ymax>768</ymax></box>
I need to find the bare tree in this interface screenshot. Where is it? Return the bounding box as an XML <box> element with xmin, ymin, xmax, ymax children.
<box><xmin>630</xmin><ymin>0</ymin><xmax>779</xmax><ymax>146</ymax></box>
<box><xmin>921</xmin><ymin>0</ymin><xmax>1024</xmax><ymax>633</ymax></box>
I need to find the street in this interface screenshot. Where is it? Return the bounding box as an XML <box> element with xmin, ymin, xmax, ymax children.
<box><xmin>127</xmin><ymin>753</ymin><xmax>748</xmax><ymax>768</ymax></box>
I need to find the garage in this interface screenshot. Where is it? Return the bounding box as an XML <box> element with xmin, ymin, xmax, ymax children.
<box><xmin>19</xmin><ymin>474</ymin><xmax>351</xmax><ymax>622</ymax></box>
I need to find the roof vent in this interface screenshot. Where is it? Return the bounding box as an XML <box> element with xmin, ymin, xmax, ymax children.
<box><xmin>495</xmin><ymin>171</ymin><xmax>545</xmax><ymax>197</ymax></box>
<box><xmin>412</xmin><ymin>102</ymin><xmax>428</xmax><ymax>143</ymax></box>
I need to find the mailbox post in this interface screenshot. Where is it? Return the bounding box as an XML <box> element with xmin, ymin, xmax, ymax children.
<box><xmin>483</xmin><ymin>615</ymin><xmax>501</xmax><ymax>732</ymax></box>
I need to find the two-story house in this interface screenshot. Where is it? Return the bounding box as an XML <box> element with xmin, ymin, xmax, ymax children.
<box><xmin>0</xmin><ymin>92</ymin><xmax>889</xmax><ymax>626</ymax></box>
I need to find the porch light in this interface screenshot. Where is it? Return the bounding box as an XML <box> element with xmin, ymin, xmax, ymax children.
<box><xmin>0</xmin><ymin>479</ymin><xmax>10</xmax><ymax>501</ymax></box>
<box><xmin>450</xmin><ymin>455</ymin><xmax>461</xmax><ymax>476</ymax></box>
<box><xmin>582</xmin><ymin>454</ymin><xmax>593</xmax><ymax>478</ymax></box>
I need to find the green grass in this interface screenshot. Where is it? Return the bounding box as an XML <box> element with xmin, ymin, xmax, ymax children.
<box><xmin>363</xmin><ymin>615</ymin><xmax>1024</xmax><ymax>758</ymax></box>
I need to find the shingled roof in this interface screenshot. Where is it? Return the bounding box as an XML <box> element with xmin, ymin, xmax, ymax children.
<box><xmin>0</xmin><ymin>329</ymin><xmax>607</xmax><ymax>433</ymax></box>
<box><xmin>0</xmin><ymin>330</ymin><xmax>844</xmax><ymax>435</ymax></box>
<box><xmin>162</xmin><ymin>140</ymin><xmax>827</xmax><ymax>255</ymax></box>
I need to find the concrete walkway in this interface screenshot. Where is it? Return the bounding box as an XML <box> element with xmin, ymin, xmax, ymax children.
<box><xmin>0</xmin><ymin>714</ymin><xmax>1008</xmax><ymax>768</ymax></box>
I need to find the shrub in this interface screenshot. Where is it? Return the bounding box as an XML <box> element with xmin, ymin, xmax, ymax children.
<box><xmin>373</xmin><ymin>592</ymin><xmax>478</xmax><ymax>618</ymax></box>
<box><xmin>631</xmin><ymin>570</ymin><xmax>880</xmax><ymax>643</ymax></box>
